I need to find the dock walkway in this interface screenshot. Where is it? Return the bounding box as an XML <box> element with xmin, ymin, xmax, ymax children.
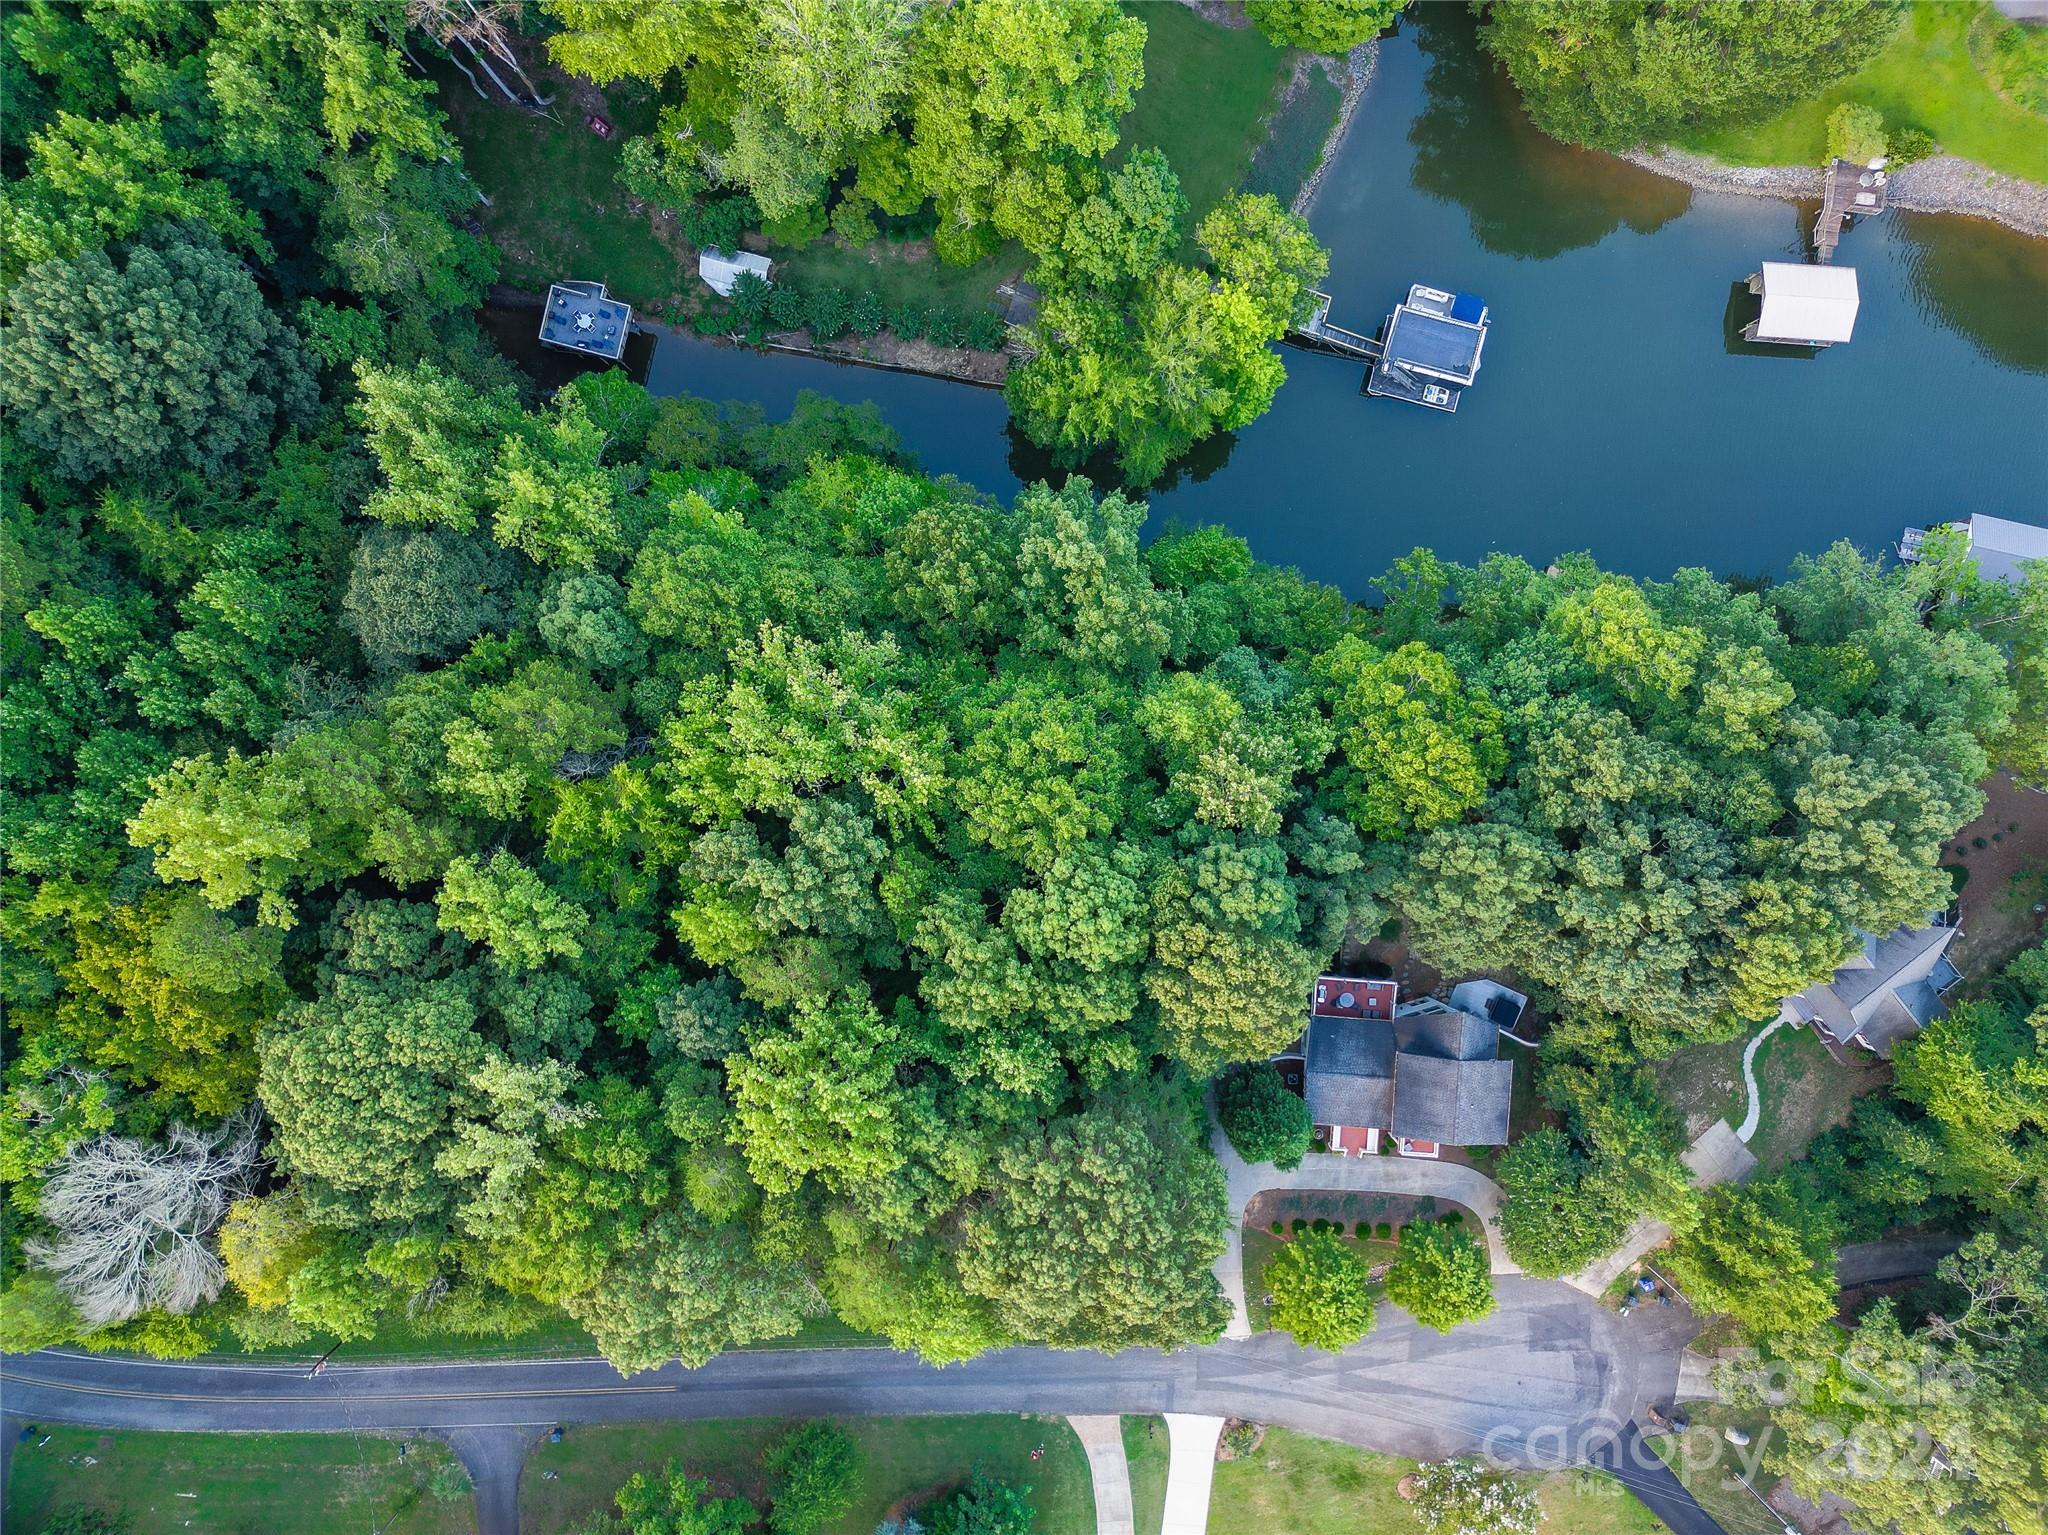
<box><xmin>1814</xmin><ymin>156</ymin><xmax>1888</xmax><ymax>261</ymax></box>
<box><xmin>1289</xmin><ymin>290</ymin><xmax>1383</xmax><ymax>360</ymax></box>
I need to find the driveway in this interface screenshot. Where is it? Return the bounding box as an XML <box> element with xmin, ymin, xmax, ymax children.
<box><xmin>1209</xmin><ymin>1119</ymin><xmax>1518</xmax><ymax>1339</ymax></box>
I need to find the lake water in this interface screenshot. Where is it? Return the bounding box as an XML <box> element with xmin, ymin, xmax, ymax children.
<box><xmin>522</xmin><ymin>8</ymin><xmax>2048</xmax><ymax>590</ymax></box>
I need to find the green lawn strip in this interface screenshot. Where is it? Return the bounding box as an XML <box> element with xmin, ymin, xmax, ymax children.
<box><xmin>434</xmin><ymin>64</ymin><xmax>683</xmax><ymax>307</ymax></box>
<box><xmin>1245</xmin><ymin>64</ymin><xmax>1344</xmax><ymax>204</ymax></box>
<box><xmin>1121</xmin><ymin>1415</ymin><xmax>1169</xmax><ymax>1535</ymax></box>
<box><xmin>1744</xmin><ymin>1022</ymin><xmax>1889</xmax><ymax>1175</ymax></box>
<box><xmin>203</xmin><ymin>1309</ymin><xmax>877</xmax><ymax>1367</ymax></box>
<box><xmin>1209</xmin><ymin>1427</ymin><xmax>1662</xmax><ymax>1534</ymax></box>
<box><xmin>1670</xmin><ymin>3</ymin><xmax>2048</xmax><ymax>183</ymax></box>
<box><xmin>521</xmin><ymin>1414</ymin><xmax>1093</xmax><ymax>1535</ymax></box>
<box><xmin>1118</xmin><ymin>4</ymin><xmax>1297</xmax><ymax>244</ymax></box>
<box><xmin>768</xmin><ymin>235</ymin><xmax>1024</xmax><ymax>319</ymax></box>
<box><xmin>1242</xmin><ymin>1219</ymin><xmax>1401</xmax><ymax>1335</ymax></box>
<box><xmin>3</xmin><ymin>1426</ymin><xmax>471</xmax><ymax>1535</ymax></box>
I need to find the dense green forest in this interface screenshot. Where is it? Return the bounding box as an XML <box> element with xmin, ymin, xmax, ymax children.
<box><xmin>1</xmin><ymin>15</ymin><xmax>2046</xmax><ymax>1490</ymax></box>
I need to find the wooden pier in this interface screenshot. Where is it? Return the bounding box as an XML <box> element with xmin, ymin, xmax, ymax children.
<box><xmin>1289</xmin><ymin>290</ymin><xmax>1384</xmax><ymax>360</ymax></box>
<box><xmin>1813</xmin><ymin>156</ymin><xmax>1888</xmax><ymax>262</ymax></box>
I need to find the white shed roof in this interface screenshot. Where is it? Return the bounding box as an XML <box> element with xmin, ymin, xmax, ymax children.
<box><xmin>1754</xmin><ymin>261</ymin><xmax>1859</xmax><ymax>344</ymax></box>
<box><xmin>1963</xmin><ymin>514</ymin><xmax>2048</xmax><ymax>583</ymax></box>
<box><xmin>698</xmin><ymin>248</ymin><xmax>772</xmax><ymax>297</ymax></box>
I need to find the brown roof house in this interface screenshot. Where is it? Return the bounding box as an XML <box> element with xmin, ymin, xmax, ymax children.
<box><xmin>1777</xmin><ymin>920</ymin><xmax>1963</xmax><ymax>1057</ymax></box>
<box><xmin>1300</xmin><ymin>978</ymin><xmax>1516</xmax><ymax>1160</ymax></box>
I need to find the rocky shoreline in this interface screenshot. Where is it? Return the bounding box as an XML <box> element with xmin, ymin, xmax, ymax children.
<box><xmin>1294</xmin><ymin>38</ymin><xmax>1379</xmax><ymax>216</ymax></box>
<box><xmin>1617</xmin><ymin>144</ymin><xmax>2048</xmax><ymax>239</ymax></box>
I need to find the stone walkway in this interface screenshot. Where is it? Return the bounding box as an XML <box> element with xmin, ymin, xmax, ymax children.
<box><xmin>1066</xmin><ymin>1416</ymin><xmax>1135</xmax><ymax>1535</ymax></box>
<box><xmin>1209</xmin><ymin>1113</ymin><xmax>1517</xmax><ymax>1340</ymax></box>
<box><xmin>1161</xmin><ymin>1414</ymin><xmax>1226</xmax><ymax>1535</ymax></box>
<box><xmin>1733</xmin><ymin>1019</ymin><xmax>1782</xmax><ymax>1143</ymax></box>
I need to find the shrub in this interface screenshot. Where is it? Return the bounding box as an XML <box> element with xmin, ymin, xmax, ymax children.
<box><xmin>848</xmin><ymin>290</ymin><xmax>885</xmax><ymax>337</ymax></box>
<box><xmin>963</xmin><ymin>309</ymin><xmax>1008</xmax><ymax>351</ymax></box>
<box><xmin>829</xmin><ymin>192</ymin><xmax>878</xmax><ymax>246</ymax></box>
<box><xmin>1826</xmin><ymin>102</ymin><xmax>1889</xmax><ymax>163</ymax></box>
<box><xmin>762</xmin><ymin>200</ymin><xmax>829</xmax><ymax>249</ymax></box>
<box><xmin>805</xmin><ymin>287</ymin><xmax>852</xmax><ymax>341</ymax></box>
<box><xmin>1271</xmin><ymin>1220</ymin><xmax>1283</xmax><ymax>1234</ymax></box>
<box><xmin>1408</xmin><ymin>1458</ymin><xmax>1542</xmax><ymax>1535</ymax></box>
<box><xmin>1216</xmin><ymin>1065</ymin><xmax>1313</xmax><ymax>1170</ymax></box>
<box><xmin>430</xmin><ymin>1461</ymin><xmax>472</xmax><ymax>1502</ymax></box>
<box><xmin>1889</xmin><ymin>126</ymin><xmax>1936</xmax><ymax>166</ymax></box>
<box><xmin>1291</xmin><ymin>1218</ymin><xmax>1308</xmax><ymax>1235</ymax></box>
<box><xmin>1222</xmin><ymin>1421</ymin><xmax>1263</xmax><ymax>1457</ymax></box>
<box><xmin>728</xmin><ymin>271</ymin><xmax>774</xmax><ymax>328</ymax></box>
<box><xmin>1375</xmin><ymin>1222</ymin><xmax>1391</xmax><ymax>1239</ymax></box>
<box><xmin>924</xmin><ymin>1470</ymin><xmax>1030</xmax><ymax>1535</ymax></box>
<box><xmin>887</xmin><ymin>302</ymin><xmax>927</xmax><ymax>340</ymax></box>
<box><xmin>768</xmin><ymin>284</ymin><xmax>809</xmax><ymax>330</ymax></box>
<box><xmin>925</xmin><ymin>309</ymin><xmax>968</xmax><ymax>349</ymax></box>
<box><xmin>1975</xmin><ymin>837</ymin><xmax>1989</xmax><ymax>849</ymax></box>
<box><xmin>1355</xmin><ymin>1221</ymin><xmax>1372</xmax><ymax>1238</ymax></box>
<box><xmin>681</xmin><ymin>193</ymin><xmax>760</xmax><ymax>254</ymax></box>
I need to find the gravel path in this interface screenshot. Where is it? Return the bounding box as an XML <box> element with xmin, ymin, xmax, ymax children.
<box><xmin>1617</xmin><ymin>145</ymin><xmax>2048</xmax><ymax>238</ymax></box>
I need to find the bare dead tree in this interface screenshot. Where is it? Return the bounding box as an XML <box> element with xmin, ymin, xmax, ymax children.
<box><xmin>405</xmin><ymin>0</ymin><xmax>553</xmax><ymax>109</ymax></box>
<box><xmin>27</xmin><ymin>1114</ymin><xmax>262</xmax><ymax>1328</ymax></box>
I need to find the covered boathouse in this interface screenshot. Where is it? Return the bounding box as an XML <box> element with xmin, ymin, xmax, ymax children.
<box><xmin>1367</xmin><ymin>285</ymin><xmax>1490</xmax><ymax>412</ymax></box>
<box><xmin>539</xmin><ymin>279</ymin><xmax>631</xmax><ymax>360</ymax></box>
<box><xmin>1742</xmin><ymin>262</ymin><xmax>1860</xmax><ymax>347</ymax></box>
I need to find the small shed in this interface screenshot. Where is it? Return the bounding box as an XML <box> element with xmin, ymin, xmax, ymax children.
<box><xmin>698</xmin><ymin>248</ymin><xmax>773</xmax><ymax>297</ymax></box>
<box><xmin>539</xmin><ymin>280</ymin><xmax>631</xmax><ymax>361</ymax></box>
<box><xmin>1743</xmin><ymin>262</ymin><xmax>1860</xmax><ymax>346</ymax></box>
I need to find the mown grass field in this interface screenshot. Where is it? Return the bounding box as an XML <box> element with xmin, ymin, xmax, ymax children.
<box><xmin>1123</xmin><ymin>1414</ymin><xmax>1170</xmax><ymax>1535</ymax></box>
<box><xmin>1118</xmin><ymin>3</ymin><xmax>1298</xmax><ymax>239</ymax></box>
<box><xmin>1209</xmin><ymin>1426</ymin><xmax>1665</xmax><ymax>1534</ymax></box>
<box><xmin>3</xmin><ymin>1427</ymin><xmax>472</xmax><ymax>1535</ymax></box>
<box><xmin>1672</xmin><ymin>3</ymin><xmax>2048</xmax><ymax>183</ymax></box>
<box><xmin>521</xmin><ymin>1414</ymin><xmax>1093</xmax><ymax>1535</ymax></box>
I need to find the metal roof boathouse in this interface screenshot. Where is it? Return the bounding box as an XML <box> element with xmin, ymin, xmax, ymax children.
<box><xmin>1743</xmin><ymin>262</ymin><xmax>1860</xmax><ymax>347</ymax></box>
<box><xmin>1368</xmin><ymin>285</ymin><xmax>1489</xmax><ymax>412</ymax></box>
<box><xmin>540</xmin><ymin>279</ymin><xmax>632</xmax><ymax>360</ymax></box>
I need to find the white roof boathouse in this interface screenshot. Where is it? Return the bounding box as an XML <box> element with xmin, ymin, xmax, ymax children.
<box><xmin>1742</xmin><ymin>262</ymin><xmax>1860</xmax><ymax>347</ymax></box>
<box><xmin>698</xmin><ymin>248</ymin><xmax>773</xmax><ymax>297</ymax></box>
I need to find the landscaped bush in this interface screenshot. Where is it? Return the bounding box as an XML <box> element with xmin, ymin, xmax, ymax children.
<box><xmin>1355</xmin><ymin>1221</ymin><xmax>1372</xmax><ymax>1238</ymax></box>
<box><xmin>848</xmin><ymin>290</ymin><xmax>885</xmax><ymax>337</ymax></box>
<box><xmin>1291</xmin><ymin>1218</ymin><xmax>1308</xmax><ymax>1235</ymax></box>
<box><xmin>963</xmin><ymin>309</ymin><xmax>1008</xmax><ymax>351</ymax></box>
<box><xmin>768</xmin><ymin>284</ymin><xmax>809</xmax><ymax>330</ymax></box>
<box><xmin>1975</xmin><ymin>837</ymin><xmax>1989</xmax><ymax>849</ymax></box>
<box><xmin>1271</xmin><ymin>1220</ymin><xmax>1284</xmax><ymax>1234</ymax></box>
<box><xmin>1311</xmin><ymin>1217</ymin><xmax>1331</xmax><ymax>1233</ymax></box>
<box><xmin>925</xmin><ymin>309</ymin><xmax>968</xmax><ymax>349</ymax></box>
<box><xmin>888</xmin><ymin>302</ymin><xmax>927</xmax><ymax>340</ymax></box>
<box><xmin>1889</xmin><ymin>126</ymin><xmax>1936</xmax><ymax>165</ymax></box>
<box><xmin>681</xmin><ymin>193</ymin><xmax>761</xmax><ymax>255</ymax></box>
<box><xmin>805</xmin><ymin>287</ymin><xmax>852</xmax><ymax>341</ymax></box>
<box><xmin>1221</xmin><ymin>1421</ymin><xmax>1263</xmax><ymax>1457</ymax></box>
<box><xmin>1375</xmin><ymin>1222</ymin><xmax>1391</xmax><ymax>1239</ymax></box>
<box><xmin>728</xmin><ymin>271</ymin><xmax>773</xmax><ymax>329</ymax></box>
<box><xmin>1216</xmin><ymin>1064</ymin><xmax>1313</xmax><ymax>1170</ymax></box>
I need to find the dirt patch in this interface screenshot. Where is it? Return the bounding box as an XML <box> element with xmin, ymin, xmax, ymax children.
<box><xmin>1355</xmin><ymin>927</ymin><xmax>1446</xmax><ymax>998</ymax></box>
<box><xmin>1946</xmin><ymin>772</ymin><xmax>2048</xmax><ymax>976</ymax></box>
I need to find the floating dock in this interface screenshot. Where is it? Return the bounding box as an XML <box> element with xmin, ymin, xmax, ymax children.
<box><xmin>540</xmin><ymin>279</ymin><xmax>631</xmax><ymax>360</ymax></box>
<box><xmin>1742</xmin><ymin>262</ymin><xmax>1859</xmax><ymax>346</ymax></box>
<box><xmin>1288</xmin><ymin>283</ymin><xmax>1490</xmax><ymax>413</ymax></box>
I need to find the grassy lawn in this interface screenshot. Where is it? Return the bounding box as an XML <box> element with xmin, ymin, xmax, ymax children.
<box><xmin>771</xmin><ymin>234</ymin><xmax>1024</xmax><ymax>316</ymax></box>
<box><xmin>1653</xmin><ymin>1037</ymin><xmax>1749</xmax><ymax>1142</ymax></box>
<box><xmin>435</xmin><ymin>66</ymin><xmax>683</xmax><ymax>307</ymax></box>
<box><xmin>522</xmin><ymin>1415</ymin><xmax>1093</xmax><ymax>1535</ymax></box>
<box><xmin>1123</xmin><ymin>1415</ymin><xmax>1169</xmax><ymax>1535</ymax></box>
<box><xmin>1649</xmin><ymin>1404</ymin><xmax>1786</xmax><ymax>1535</ymax></box>
<box><xmin>1744</xmin><ymin>1022</ymin><xmax>1889</xmax><ymax>1174</ymax></box>
<box><xmin>1671</xmin><ymin>3</ymin><xmax>2048</xmax><ymax>183</ymax></box>
<box><xmin>3</xmin><ymin>1427</ymin><xmax>471</xmax><ymax>1535</ymax></box>
<box><xmin>1210</xmin><ymin>1427</ymin><xmax>1663</xmax><ymax>1534</ymax></box>
<box><xmin>1119</xmin><ymin>4</ymin><xmax>1297</xmax><ymax>240</ymax></box>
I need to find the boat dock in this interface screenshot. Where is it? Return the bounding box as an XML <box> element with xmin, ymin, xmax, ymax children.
<box><xmin>1813</xmin><ymin>156</ymin><xmax>1888</xmax><ymax>262</ymax></box>
<box><xmin>1293</xmin><ymin>290</ymin><xmax>1383</xmax><ymax>360</ymax></box>
<box><xmin>1286</xmin><ymin>283</ymin><xmax>1489</xmax><ymax>413</ymax></box>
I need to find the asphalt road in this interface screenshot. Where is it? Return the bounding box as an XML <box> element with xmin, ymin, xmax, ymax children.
<box><xmin>2</xmin><ymin>1277</ymin><xmax>1724</xmax><ymax>1535</ymax></box>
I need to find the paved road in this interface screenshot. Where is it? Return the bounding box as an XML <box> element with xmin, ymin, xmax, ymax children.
<box><xmin>3</xmin><ymin>1278</ymin><xmax>1722</xmax><ymax>1534</ymax></box>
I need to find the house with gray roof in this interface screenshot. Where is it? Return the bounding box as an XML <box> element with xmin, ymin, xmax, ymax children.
<box><xmin>1778</xmin><ymin>919</ymin><xmax>1963</xmax><ymax>1057</ymax></box>
<box><xmin>1300</xmin><ymin>979</ymin><xmax>1515</xmax><ymax>1156</ymax></box>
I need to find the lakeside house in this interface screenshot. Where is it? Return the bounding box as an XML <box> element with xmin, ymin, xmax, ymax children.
<box><xmin>1777</xmin><ymin>919</ymin><xmax>1964</xmax><ymax>1057</ymax></box>
<box><xmin>1278</xmin><ymin>975</ymin><xmax>1519</xmax><ymax>1160</ymax></box>
<box><xmin>1898</xmin><ymin>513</ymin><xmax>2048</xmax><ymax>585</ymax></box>
<box><xmin>539</xmin><ymin>279</ymin><xmax>631</xmax><ymax>360</ymax></box>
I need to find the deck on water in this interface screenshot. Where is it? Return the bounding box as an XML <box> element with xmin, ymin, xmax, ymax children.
<box><xmin>1813</xmin><ymin>156</ymin><xmax>1889</xmax><ymax>261</ymax></box>
<box><xmin>1290</xmin><ymin>290</ymin><xmax>1384</xmax><ymax>360</ymax></box>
